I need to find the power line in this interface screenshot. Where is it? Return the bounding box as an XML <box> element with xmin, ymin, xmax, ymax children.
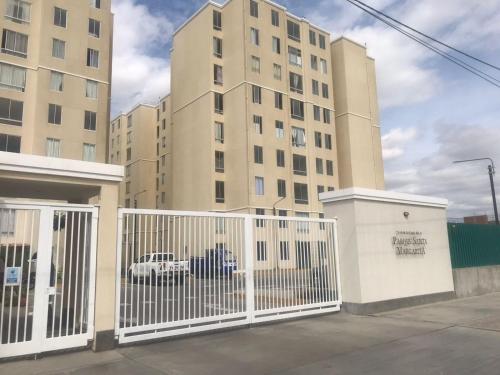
<box><xmin>350</xmin><ymin>0</ymin><xmax>500</xmax><ymax>71</ymax></box>
<box><xmin>344</xmin><ymin>0</ymin><xmax>500</xmax><ymax>89</ymax></box>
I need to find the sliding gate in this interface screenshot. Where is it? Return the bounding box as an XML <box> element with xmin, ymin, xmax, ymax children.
<box><xmin>115</xmin><ymin>209</ymin><xmax>342</xmax><ymax>344</ymax></box>
<box><xmin>0</xmin><ymin>202</ymin><xmax>98</xmax><ymax>358</ymax></box>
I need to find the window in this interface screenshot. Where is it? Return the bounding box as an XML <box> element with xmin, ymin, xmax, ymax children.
<box><xmin>322</xmin><ymin>83</ymin><xmax>329</xmax><ymax>98</ymax></box>
<box><xmin>214</xmin><ymin>92</ymin><xmax>223</xmax><ymax>113</ymax></box>
<box><xmin>213</xmin><ymin>37</ymin><xmax>222</xmax><ymax>58</ymax></box>
<box><xmin>214</xmin><ymin>64</ymin><xmax>223</xmax><ymax>85</ymax></box>
<box><xmin>127</xmin><ymin>115</ymin><xmax>132</xmax><ymax>128</ymax></box>
<box><xmin>294</xmin><ymin>183</ymin><xmax>309</xmax><ymax>204</ymax></box>
<box><xmin>0</xmin><ymin>133</ymin><xmax>20</xmax><ymax>153</ymax></box>
<box><xmin>53</xmin><ymin>7</ymin><xmax>67</xmax><ymax>27</ymax></box>
<box><xmin>288</xmin><ymin>46</ymin><xmax>302</xmax><ymax>66</ymax></box>
<box><xmin>277</xmin><ymin>179</ymin><xmax>286</xmax><ymax>198</ymax></box>
<box><xmin>311</xmin><ymin>55</ymin><xmax>318</xmax><ymax>70</ymax></box>
<box><xmin>319</xmin><ymin>34</ymin><xmax>326</xmax><ymax>49</ymax></box>
<box><xmin>254</xmin><ymin>145</ymin><xmax>263</xmax><ymax>164</ymax></box>
<box><xmin>213</xmin><ymin>10</ymin><xmax>222</xmax><ymax>30</ymax></box>
<box><xmin>5</xmin><ymin>0</ymin><xmax>31</xmax><ymax>23</ymax></box>
<box><xmin>325</xmin><ymin>134</ymin><xmax>332</xmax><ymax>150</ymax></box>
<box><xmin>280</xmin><ymin>242</ymin><xmax>289</xmax><ymax>260</ymax></box>
<box><xmin>215</xmin><ymin>151</ymin><xmax>224</xmax><ymax>172</ymax></box>
<box><xmin>253</xmin><ymin>115</ymin><xmax>262</xmax><ymax>134</ymax></box>
<box><xmin>250</xmin><ymin>0</ymin><xmax>258</xmax><ymax>17</ymax></box>
<box><xmin>308</xmin><ymin>81</ymin><xmax>319</xmax><ymax>98</ymax></box>
<box><xmin>87</xmin><ymin>48</ymin><xmax>99</xmax><ymax>68</ymax></box>
<box><xmin>326</xmin><ymin>160</ymin><xmax>334</xmax><ymax>176</ymax></box>
<box><xmin>271</xmin><ymin>9</ymin><xmax>279</xmax><ymax>26</ymax></box>
<box><xmin>84</xmin><ymin>110</ymin><xmax>97</xmax><ymax>131</ymax></box>
<box><xmin>256</xmin><ymin>208</ymin><xmax>265</xmax><ymax>227</ymax></box>
<box><xmin>320</xmin><ymin>58</ymin><xmax>328</xmax><ymax>74</ymax></box>
<box><xmin>289</xmin><ymin>72</ymin><xmax>303</xmax><ymax>94</ymax></box>
<box><xmin>257</xmin><ymin>241</ymin><xmax>267</xmax><ymax>261</ymax></box>
<box><xmin>252</xmin><ymin>85</ymin><xmax>261</xmax><ymax>104</ymax></box>
<box><xmin>315</xmin><ymin>132</ymin><xmax>322</xmax><ymax>148</ymax></box>
<box><xmin>293</xmin><ymin>154</ymin><xmax>307</xmax><ymax>176</ymax></box>
<box><xmin>48</xmin><ymin>104</ymin><xmax>61</xmax><ymax>124</ymax></box>
<box><xmin>309</xmin><ymin>30</ymin><xmax>316</xmax><ymax>45</ymax></box>
<box><xmin>216</xmin><ymin>181</ymin><xmax>225</xmax><ymax>203</ymax></box>
<box><xmin>251</xmin><ymin>56</ymin><xmax>260</xmax><ymax>73</ymax></box>
<box><xmin>274</xmin><ymin>92</ymin><xmax>283</xmax><ymax>109</ymax></box>
<box><xmin>1</xmin><ymin>29</ymin><xmax>28</xmax><ymax>57</ymax></box>
<box><xmin>287</xmin><ymin>20</ymin><xmax>300</xmax><ymax>41</ymax></box>
<box><xmin>317</xmin><ymin>185</ymin><xmax>325</xmax><ymax>196</ymax></box>
<box><xmin>0</xmin><ymin>97</ymin><xmax>23</xmax><ymax>126</ymax></box>
<box><xmin>162</xmin><ymin>101</ymin><xmax>166</xmax><ymax>112</ymax></box>
<box><xmin>272</xmin><ymin>36</ymin><xmax>280</xmax><ymax>54</ymax></box>
<box><xmin>0</xmin><ymin>62</ymin><xmax>26</xmax><ymax>91</ymax></box>
<box><xmin>90</xmin><ymin>0</ymin><xmax>101</xmax><ymax>9</ymax></box>
<box><xmin>323</xmin><ymin>108</ymin><xmax>331</xmax><ymax>124</ymax></box>
<box><xmin>215</xmin><ymin>122</ymin><xmax>224</xmax><ymax>143</ymax></box>
<box><xmin>250</xmin><ymin>28</ymin><xmax>260</xmax><ymax>46</ymax></box>
<box><xmin>276</xmin><ymin>149</ymin><xmax>285</xmax><ymax>167</ymax></box>
<box><xmin>89</xmin><ymin>18</ymin><xmax>100</xmax><ymax>38</ymax></box>
<box><xmin>126</xmin><ymin>147</ymin><xmax>131</xmax><ymax>161</ymax></box>
<box><xmin>86</xmin><ymin>80</ymin><xmax>98</xmax><ymax>99</ymax></box>
<box><xmin>50</xmin><ymin>71</ymin><xmax>63</xmax><ymax>92</ymax></box>
<box><xmin>52</xmin><ymin>38</ymin><xmax>65</xmax><ymax>59</ymax></box>
<box><xmin>273</xmin><ymin>63</ymin><xmax>282</xmax><ymax>80</ymax></box>
<box><xmin>290</xmin><ymin>99</ymin><xmax>304</xmax><ymax>120</ymax></box>
<box><xmin>291</xmin><ymin>127</ymin><xmax>306</xmax><ymax>147</ymax></box>
<box><xmin>83</xmin><ymin>143</ymin><xmax>96</xmax><ymax>162</ymax></box>
<box><xmin>255</xmin><ymin>177</ymin><xmax>264</xmax><ymax>196</ymax></box>
<box><xmin>316</xmin><ymin>158</ymin><xmax>323</xmax><ymax>174</ymax></box>
<box><xmin>275</xmin><ymin>121</ymin><xmax>284</xmax><ymax>138</ymax></box>
<box><xmin>328</xmin><ymin>186</ymin><xmax>335</xmax><ymax>192</ymax></box>
<box><xmin>46</xmin><ymin>138</ymin><xmax>60</xmax><ymax>157</ymax></box>
<box><xmin>162</xmin><ymin>119</ymin><xmax>166</xmax><ymax>129</ymax></box>
<box><xmin>162</xmin><ymin>136</ymin><xmax>166</xmax><ymax>148</ymax></box>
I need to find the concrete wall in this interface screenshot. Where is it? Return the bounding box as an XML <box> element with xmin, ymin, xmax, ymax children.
<box><xmin>453</xmin><ymin>265</ymin><xmax>500</xmax><ymax>298</ymax></box>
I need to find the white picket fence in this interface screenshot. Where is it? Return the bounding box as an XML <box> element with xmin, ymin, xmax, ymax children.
<box><xmin>115</xmin><ymin>209</ymin><xmax>342</xmax><ymax>344</ymax></box>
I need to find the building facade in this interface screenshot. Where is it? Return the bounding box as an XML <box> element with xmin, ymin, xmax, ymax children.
<box><xmin>0</xmin><ymin>0</ymin><xmax>113</xmax><ymax>162</ymax></box>
<box><xmin>110</xmin><ymin>0</ymin><xmax>385</xmax><ymax>216</ymax></box>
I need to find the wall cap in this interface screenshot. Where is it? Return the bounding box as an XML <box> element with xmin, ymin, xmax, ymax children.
<box><xmin>320</xmin><ymin>188</ymin><xmax>448</xmax><ymax>208</ymax></box>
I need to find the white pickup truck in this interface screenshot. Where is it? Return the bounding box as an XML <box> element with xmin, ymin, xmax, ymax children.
<box><xmin>127</xmin><ymin>253</ymin><xmax>189</xmax><ymax>285</ymax></box>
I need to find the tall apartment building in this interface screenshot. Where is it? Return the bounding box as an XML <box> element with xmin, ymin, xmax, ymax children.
<box><xmin>110</xmin><ymin>0</ymin><xmax>385</xmax><ymax>216</ymax></box>
<box><xmin>0</xmin><ymin>0</ymin><xmax>112</xmax><ymax>162</ymax></box>
<box><xmin>109</xmin><ymin>104</ymin><xmax>157</xmax><ymax>208</ymax></box>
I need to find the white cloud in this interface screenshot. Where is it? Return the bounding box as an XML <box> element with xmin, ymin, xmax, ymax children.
<box><xmin>382</xmin><ymin>127</ymin><xmax>417</xmax><ymax>160</ymax></box>
<box><xmin>111</xmin><ymin>0</ymin><xmax>173</xmax><ymax>116</ymax></box>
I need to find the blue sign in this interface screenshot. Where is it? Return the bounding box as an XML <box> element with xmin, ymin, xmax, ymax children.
<box><xmin>5</xmin><ymin>267</ymin><xmax>22</xmax><ymax>286</ymax></box>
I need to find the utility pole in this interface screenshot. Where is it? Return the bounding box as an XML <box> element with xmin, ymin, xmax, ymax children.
<box><xmin>453</xmin><ymin>158</ymin><xmax>499</xmax><ymax>225</ymax></box>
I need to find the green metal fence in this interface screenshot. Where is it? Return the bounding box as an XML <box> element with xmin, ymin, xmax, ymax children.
<box><xmin>448</xmin><ymin>223</ymin><xmax>500</xmax><ymax>268</ymax></box>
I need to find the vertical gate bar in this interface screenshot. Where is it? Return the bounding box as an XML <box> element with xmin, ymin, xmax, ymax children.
<box><xmin>183</xmin><ymin>216</ymin><xmax>187</xmax><ymax>322</ymax></box>
<box><xmin>6</xmin><ymin>210</ymin><xmax>14</xmax><ymax>343</ymax></box>
<box><xmin>166</xmin><ymin>215</ymin><xmax>170</xmax><ymax>323</ymax></box>
<box><xmin>333</xmin><ymin>221</ymin><xmax>342</xmax><ymax>304</ymax></box>
<box><xmin>72</xmin><ymin>212</ymin><xmax>82</xmax><ymax>335</ymax></box>
<box><xmin>24</xmin><ymin>210</ymin><xmax>36</xmax><ymax>341</ymax></box>
<box><xmin>79</xmin><ymin>212</ymin><xmax>88</xmax><ymax>334</ymax></box>
<box><xmin>132</xmin><ymin>213</ymin><xmax>137</xmax><ymax>328</ymax></box>
<box><xmin>115</xmin><ymin>209</ymin><xmax>124</xmax><ymax>335</ymax></box>
<box><xmin>327</xmin><ymin>223</ymin><xmax>336</xmax><ymax>302</ymax></box>
<box><xmin>160</xmin><ymin>215</ymin><xmax>165</xmax><ymax>324</ymax></box>
<box><xmin>14</xmin><ymin>210</ymin><xmax>28</xmax><ymax>342</ymax></box>
<box><xmin>51</xmin><ymin>212</ymin><xmax>62</xmax><ymax>337</ymax></box>
<box><xmin>65</xmin><ymin>212</ymin><xmax>75</xmax><ymax>336</ymax></box>
<box><xmin>155</xmin><ymin>215</ymin><xmax>159</xmax><ymax>326</ymax></box>
<box><xmin>0</xmin><ymin>209</ymin><xmax>4</xmax><ymax>342</ymax></box>
<box><xmin>148</xmin><ymin>215</ymin><xmax>152</xmax><ymax>326</ymax></box>
<box><xmin>187</xmin><ymin>216</ymin><xmax>191</xmax><ymax>321</ymax></box>
<box><xmin>85</xmin><ymin>207</ymin><xmax>99</xmax><ymax>338</ymax></box>
<box><xmin>58</xmin><ymin>209</ymin><xmax>67</xmax><ymax>337</ymax></box>
<box><xmin>244</xmin><ymin>215</ymin><xmax>254</xmax><ymax>322</ymax></box>
<box><xmin>139</xmin><ymin>214</ymin><xmax>144</xmax><ymax>327</ymax></box>
<box><xmin>177</xmin><ymin>216</ymin><xmax>181</xmax><ymax>321</ymax></box>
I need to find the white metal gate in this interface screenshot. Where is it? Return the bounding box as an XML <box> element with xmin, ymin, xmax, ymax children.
<box><xmin>115</xmin><ymin>209</ymin><xmax>341</xmax><ymax>344</ymax></box>
<box><xmin>0</xmin><ymin>202</ymin><xmax>98</xmax><ymax>358</ymax></box>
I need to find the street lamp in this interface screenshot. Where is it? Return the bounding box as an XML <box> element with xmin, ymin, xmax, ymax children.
<box><xmin>453</xmin><ymin>158</ymin><xmax>499</xmax><ymax>225</ymax></box>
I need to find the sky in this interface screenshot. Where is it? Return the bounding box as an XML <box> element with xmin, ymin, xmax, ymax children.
<box><xmin>110</xmin><ymin>0</ymin><xmax>500</xmax><ymax>219</ymax></box>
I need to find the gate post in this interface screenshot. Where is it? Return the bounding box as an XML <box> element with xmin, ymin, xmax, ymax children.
<box><xmin>92</xmin><ymin>183</ymin><xmax>120</xmax><ymax>351</ymax></box>
<box><xmin>244</xmin><ymin>216</ymin><xmax>255</xmax><ymax>323</ymax></box>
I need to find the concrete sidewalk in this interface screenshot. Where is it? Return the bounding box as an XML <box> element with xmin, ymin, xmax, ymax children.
<box><xmin>2</xmin><ymin>293</ymin><xmax>500</xmax><ymax>374</ymax></box>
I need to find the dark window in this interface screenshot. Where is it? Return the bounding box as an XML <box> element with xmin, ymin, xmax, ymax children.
<box><xmin>319</xmin><ymin>34</ymin><xmax>326</xmax><ymax>49</ymax></box>
<box><xmin>214</xmin><ymin>64</ymin><xmax>223</xmax><ymax>85</ymax></box>
<box><xmin>48</xmin><ymin>103</ymin><xmax>61</xmax><ymax>124</ymax></box>
<box><xmin>215</xmin><ymin>151</ymin><xmax>224</xmax><ymax>172</ymax></box>
<box><xmin>290</xmin><ymin>99</ymin><xmax>304</xmax><ymax>120</ymax></box>
<box><xmin>256</xmin><ymin>208</ymin><xmax>265</xmax><ymax>228</ymax></box>
<box><xmin>325</xmin><ymin>134</ymin><xmax>332</xmax><ymax>150</ymax></box>
<box><xmin>250</xmin><ymin>0</ymin><xmax>258</xmax><ymax>17</ymax></box>
<box><xmin>213</xmin><ymin>10</ymin><xmax>222</xmax><ymax>30</ymax></box>
<box><xmin>287</xmin><ymin>20</ymin><xmax>300</xmax><ymax>41</ymax></box>
<box><xmin>312</xmin><ymin>80</ymin><xmax>319</xmax><ymax>96</ymax></box>
<box><xmin>315</xmin><ymin>132</ymin><xmax>322</xmax><ymax>148</ymax></box>
<box><xmin>1</xmin><ymin>29</ymin><xmax>28</xmax><ymax>58</ymax></box>
<box><xmin>278</xmin><ymin>210</ymin><xmax>288</xmax><ymax>228</ymax></box>
<box><xmin>274</xmin><ymin>92</ymin><xmax>283</xmax><ymax>109</ymax></box>
<box><xmin>289</xmin><ymin>72</ymin><xmax>303</xmax><ymax>94</ymax></box>
<box><xmin>293</xmin><ymin>154</ymin><xmax>307</xmax><ymax>176</ymax></box>
<box><xmin>0</xmin><ymin>97</ymin><xmax>23</xmax><ymax>126</ymax></box>
<box><xmin>275</xmin><ymin>120</ymin><xmax>284</xmax><ymax>138</ymax></box>
<box><xmin>216</xmin><ymin>181</ymin><xmax>225</xmax><ymax>203</ymax></box>
<box><xmin>254</xmin><ymin>145</ymin><xmax>263</xmax><ymax>164</ymax></box>
<box><xmin>328</xmin><ymin>186</ymin><xmax>335</xmax><ymax>192</ymax></box>
<box><xmin>313</xmin><ymin>105</ymin><xmax>321</xmax><ymax>121</ymax></box>
<box><xmin>257</xmin><ymin>241</ymin><xmax>267</xmax><ymax>261</ymax></box>
<box><xmin>253</xmin><ymin>115</ymin><xmax>262</xmax><ymax>134</ymax></box>
<box><xmin>322</xmin><ymin>83</ymin><xmax>329</xmax><ymax>99</ymax></box>
<box><xmin>91</xmin><ymin>0</ymin><xmax>101</xmax><ymax>9</ymax></box>
<box><xmin>213</xmin><ymin>37</ymin><xmax>222</xmax><ymax>58</ymax></box>
<box><xmin>0</xmin><ymin>133</ymin><xmax>20</xmax><ymax>153</ymax></box>
<box><xmin>280</xmin><ymin>241</ymin><xmax>289</xmax><ymax>260</ymax></box>
<box><xmin>288</xmin><ymin>46</ymin><xmax>302</xmax><ymax>66</ymax></box>
<box><xmin>89</xmin><ymin>18</ymin><xmax>101</xmax><ymax>38</ymax></box>
<box><xmin>54</xmin><ymin>7</ymin><xmax>67</xmax><ymax>27</ymax></box>
<box><xmin>323</xmin><ymin>108</ymin><xmax>331</xmax><ymax>124</ymax></box>
<box><xmin>271</xmin><ymin>9</ymin><xmax>279</xmax><ymax>26</ymax></box>
<box><xmin>326</xmin><ymin>160</ymin><xmax>334</xmax><ymax>176</ymax></box>
<box><xmin>276</xmin><ymin>149</ymin><xmax>285</xmax><ymax>167</ymax></box>
<box><xmin>272</xmin><ymin>36</ymin><xmax>281</xmax><ymax>54</ymax></box>
<box><xmin>309</xmin><ymin>30</ymin><xmax>316</xmax><ymax>45</ymax></box>
<box><xmin>126</xmin><ymin>147</ymin><xmax>131</xmax><ymax>161</ymax></box>
<box><xmin>316</xmin><ymin>158</ymin><xmax>323</xmax><ymax>174</ymax></box>
<box><xmin>86</xmin><ymin>48</ymin><xmax>99</xmax><ymax>67</ymax></box>
<box><xmin>311</xmin><ymin>55</ymin><xmax>318</xmax><ymax>70</ymax></box>
<box><xmin>317</xmin><ymin>185</ymin><xmax>325</xmax><ymax>196</ymax></box>
<box><xmin>84</xmin><ymin>110</ymin><xmax>97</xmax><ymax>131</ymax></box>
<box><xmin>252</xmin><ymin>85</ymin><xmax>261</xmax><ymax>104</ymax></box>
<box><xmin>214</xmin><ymin>92</ymin><xmax>223</xmax><ymax>113</ymax></box>
<box><xmin>215</xmin><ymin>122</ymin><xmax>224</xmax><ymax>143</ymax></box>
<box><xmin>294</xmin><ymin>183</ymin><xmax>309</xmax><ymax>205</ymax></box>
<box><xmin>277</xmin><ymin>179</ymin><xmax>286</xmax><ymax>198</ymax></box>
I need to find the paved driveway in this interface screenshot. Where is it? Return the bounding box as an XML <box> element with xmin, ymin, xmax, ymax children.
<box><xmin>2</xmin><ymin>293</ymin><xmax>500</xmax><ymax>375</ymax></box>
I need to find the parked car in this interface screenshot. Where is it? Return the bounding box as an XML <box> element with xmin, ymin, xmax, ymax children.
<box><xmin>128</xmin><ymin>252</ymin><xmax>189</xmax><ymax>285</ymax></box>
<box><xmin>190</xmin><ymin>249</ymin><xmax>237</xmax><ymax>279</ymax></box>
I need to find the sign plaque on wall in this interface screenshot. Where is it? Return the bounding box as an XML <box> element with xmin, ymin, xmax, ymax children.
<box><xmin>392</xmin><ymin>231</ymin><xmax>427</xmax><ymax>255</ymax></box>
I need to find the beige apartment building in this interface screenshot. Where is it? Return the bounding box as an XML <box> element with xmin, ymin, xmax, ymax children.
<box><xmin>0</xmin><ymin>0</ymin><xmax>112</xmax><ymax>162</ymax></box>
<box><xmin>111</xmin><ymin>0</ymin><xmax>384</xmax><ymax>217</ymax></box>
